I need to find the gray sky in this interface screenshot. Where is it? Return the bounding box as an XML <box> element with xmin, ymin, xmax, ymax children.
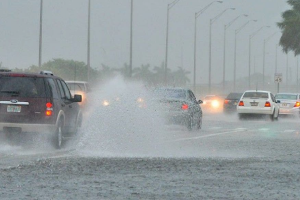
<box><xmin>0</xmin><ymin>0</ymin><xmax>292</xmax><ymax>84</ymax></box>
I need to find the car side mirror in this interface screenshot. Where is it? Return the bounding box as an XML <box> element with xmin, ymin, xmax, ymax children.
<box><xmin>72</xmin><ymin>94</ymin><xmax>82</xmax><ymax>102</ymax></box>
<box><xmin>275</xmin><ymin>100</ymin><xmax>280</xmax><ymax>103</ymax></box>
<box><xmin>198</xmin><ymin>100</ymin><xmax>203</xmax><ymax>104</ymax></box>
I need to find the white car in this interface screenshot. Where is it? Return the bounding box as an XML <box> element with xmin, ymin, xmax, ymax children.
<box><xmin>237</xmin><ymin>90</ymin><xmax>280</xmax><ymax>120</ymax></box>
<box><xmin>275</xmin><ymin>93</ymin><xmax>300</xmax><ymax>117</ymax></box>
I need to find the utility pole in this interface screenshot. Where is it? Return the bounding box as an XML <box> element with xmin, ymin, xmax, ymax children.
<box><xmin>38</xmin><ymin>0</ymin><xmax>43</xmax><ymax>68</ymax></box>
<box><xmin>129</xmin><ymin>0</ymin><xmax>133</xmax><ymax>78</ymax></box>
<box><xmin>87</xmin><ymin>0</ymin><xmax>91</xmax><ymax>82</ymax></box>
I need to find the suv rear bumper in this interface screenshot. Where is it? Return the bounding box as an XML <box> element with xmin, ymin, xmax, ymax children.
<box><xmin>0</xmin><ymin>123</ymin><xmax>56</xmax><ymax>134</ymax></box>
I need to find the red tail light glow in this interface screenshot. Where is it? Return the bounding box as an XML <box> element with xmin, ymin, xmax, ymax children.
<box><xmin>294</xmin><ymin>102</ymin><xmax>300</xmax><ymax>107</ymax></box>
<box><xmin>265</xmin><ymin>101</ymin><xmax>271</xmax><ymax>107</ymax></box>
<box><xmin>45</xmin><ymin>102</ymin><xmax>53</xmax><ymax>116</ymax></box>
<box><xmin>238</xmin><ymin>101</ymin><xmax>244</xmax><ymax>106</ymax></box>
<box><xmin>224</xmin><ymin>100</ymin><xmax>229</xmax><ymax>104</ymax></box>
<box><xmin>182</xmin><ymin>104</ymin><xmax>189</xmax><ymax>110</ymax></box>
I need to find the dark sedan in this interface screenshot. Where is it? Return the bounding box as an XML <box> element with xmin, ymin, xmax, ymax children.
<box><xmin>223</xmin><ymin>92</ymin><xmax>243</xmax><ymax>113</ymax></box>
<box><xmin>153</xmin><ymin>87</ymin><xmax>203</xmax><ymax>131</ymax></box>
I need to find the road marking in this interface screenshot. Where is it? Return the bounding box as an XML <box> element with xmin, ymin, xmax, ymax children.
<box><xmin>171</xmin><ymin>129</ymin><xmax>245</xmax><ymax>142</ymax></box>
<box><xmin>259</xmin><ymin>128</ymin><xmax>270</xmax><ymax>132</ymax></box>
<box><xmin>283</xmin><ymin>130</ymin><xmax>296</xmax><ymax>133</ymax></box>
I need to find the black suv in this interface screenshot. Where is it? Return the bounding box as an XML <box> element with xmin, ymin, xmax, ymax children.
<box><xmin>0</xmin><ymin>71</ymin><xmax>82</xmax><ymax>149</ymax></box>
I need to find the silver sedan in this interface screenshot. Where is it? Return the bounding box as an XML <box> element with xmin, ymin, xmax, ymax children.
<box><xmin>275</xmin><ymin>93</ymin><xmax>300</xmax><ymax>117</ymax></box>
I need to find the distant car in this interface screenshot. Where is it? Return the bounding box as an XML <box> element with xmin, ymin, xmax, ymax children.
<box><xmin>237</xmin><ymin>90</ymin><xmax>279</xmax><ymax>120</ymax></box>
<box><xmin>275</xmin><ymin>93</ymin><xmax>300</xmax><ymax>117</ymax></box>
<box><xmin>202</xmin><ymin>95</ymin><xmax>223</xmax><ymax>110</ymax></box>
<box><xmin>223</xmin><ymin>93</ymin><xmax>243</xmax><ymax>113</ymax></box>
<box><xmin>0</xmin><ymin>71</ymin><xmax>83</xmax><ymax>149</ymax></box>
<box><xmin>66</xmin><ymin>81</ymin><xmax>90</xmax><ymax>107</ymax></box>
<box><xmin>153</xmin><ymin>87</ymin><xmax>203</xmax><ymax>131</ymax></box>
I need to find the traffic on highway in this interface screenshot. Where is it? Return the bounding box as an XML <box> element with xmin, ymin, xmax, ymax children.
<box><xmin>0</xmin><ymin>0</ymin><xmax>300</xmax><ymax>199</ymax></box>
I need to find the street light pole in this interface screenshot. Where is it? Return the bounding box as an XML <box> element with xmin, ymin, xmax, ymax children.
<box><xmin>38</xmin><ymin>0</ymin><xmax>43</xmax><ymax>68</ymax></box>
<box><xmin>87</xmin><ymin>0</ymin><xmax>91</xmax><ymax>82</ymax></box>
<box><xmin>129</xmin><ymin>0</ymin><xmax>133</xmax><ymax>78</ymax></box>
<box><xmin>223</xmin><ymin>14</ymin><xmax>248</xmax><ymax>90</ymax></box>
<box><xmin>233</xmin><ymin>20</ymin><xmax>256</xmax><ymax>91</ymax></box>
<box><xmin>164</xmin><ymin>0</ymin><xmax>179</xmax><ymax>85</ymax></box>
<box><xmin>262</xmin><ymin>31</ymin><xmax>276</xmax><ymax>89</ymax></box>
<box><xmin>208</xmin><ymin>8</ymin><xmax>235</xmax><ymax>94</ymax></box>
<box><xmin>248</xmin><ymin>25</ymin><xmax>269</xmax><ymax>89</ymax></box>
<box><xmin>193</xmin><ymin>1</ymin><xmax>222</xmax><ymax>93</ymax></box>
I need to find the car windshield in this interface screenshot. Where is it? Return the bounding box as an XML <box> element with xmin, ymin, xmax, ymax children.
<box><xmin>154</xmin><ymin>89</ymin><xmax>186</xmax><ymax>99</ymax></box>
<box><xmin>0</xmin><ymin>77</ymin><xmax>46</xmax><ymax>98</ymax></box>
<box><xmin>67</xmin><ymin>83</ymin><xmax>85</xmax><ymax>92</ymax></box>
<box><xmin>275</xmin><ymin>94</ymin><xmax>297</xmax><ymax>100</ymax></box>
<box><xmin>226</xmin><ymin>93</ymin><xmax>243</xmax><ymax>100</ymax></box>
<box><xmin>243</xmin><ymin>92</ymin><xmax>268</xmax><ymax>99</ymax></box>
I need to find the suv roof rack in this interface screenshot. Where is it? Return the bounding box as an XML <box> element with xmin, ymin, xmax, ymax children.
<box><xmin>0</xmin><ymin>69</ymin><xmax>11</xmax><ymax>72</ymax></box>
<box><xmin>40</xmin><ymin>70</ymin><xmax>54</xmax><ymax>76</ymax></box>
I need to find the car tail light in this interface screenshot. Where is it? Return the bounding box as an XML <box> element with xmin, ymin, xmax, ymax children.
<box><xmin>265</xmin><ymin>101</ymin><xmax>271</xmax><ymax>107</ymax></box>
<box><xmin>238</xmin><ymin>101</ymin><xmax>244</xmax><ymax>106</ymax></box>
<box><xmin>46</xmin><ymin>102</ymin><xmax>53</xmax><ymax>116</ymax></box>
<box><xmin>224</xmin><ymin>100</ymin><xmax>229</xmax><ymax>104</ymax></box>
<box><xmin>294</xmin><ymin>102</ymin><xmax>300</xmax><ymax>107</ymax></box>
<box><xmin>182</xmin><ymin>104</ymin><xmax>189</xmax><ymax>110</ymax></box>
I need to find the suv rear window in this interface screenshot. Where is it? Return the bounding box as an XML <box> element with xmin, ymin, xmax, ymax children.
<box><xmin>226</xmin><ymin>93</ymin><xmax>243</xmax><ymax>100</ymax></box>
<box><xmin>0</xmin><ymin>77</ymin><xmax>46</xmax><ymax>98</ymax></box>
<box><xmin>243</xmin><ymin>92</ymin><xmax>268</xmax><ymax>99</ymax></box>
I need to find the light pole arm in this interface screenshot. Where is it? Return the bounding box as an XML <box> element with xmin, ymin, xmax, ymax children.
<box><xmin>168</xmin><ymin>0</ymin><xmax>180</xmax><ymax>10</ymax></box>
<box><xmin>195</xmin><ymin>1</ymin><xmax>222</xmax><ymax>18</ymax></box>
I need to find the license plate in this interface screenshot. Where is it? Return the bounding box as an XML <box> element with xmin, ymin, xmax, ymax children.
<box><xmin>250</xmin><ymin>102</ymin><xmax>258</xmax><ymax>106</ymax></box>
<box><xmin>281</xmin><ymin>103</ymin><xmax>288</xmax><ymax>107</ymax></box>
<box><xmin>234</xmin><ymin>102</ymin><xmax>237</xmax><ymax>105</ymax></box>
<box><xmin>7</xmin><ymin>105</ymin><xmax>21</xmax><ymax>112</ymax></box>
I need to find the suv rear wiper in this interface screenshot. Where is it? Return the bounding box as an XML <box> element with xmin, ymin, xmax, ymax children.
<box><xmin>1</xmin><ymin>90</ymin><xmax>20</xmax><ymax>94</ymax></box>
<box><xmin>0</xmin><ymin>91</ymin><xmax>20</xmax><ymax>96</ymax></box>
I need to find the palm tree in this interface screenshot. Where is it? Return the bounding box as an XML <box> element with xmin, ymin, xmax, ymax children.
<box><xmin>171</xmin><ymin>67</ymin><xmax>191</xmax><ymax>86</ymax></box>
<box><xmin>278</xmin><ymin>0</ymin><xmax>300</xmax><ymax>55</ymax></box>
<box><xmin>132</xmin><ymin>64</ymin><xmax>154</xmax><ymax>84</ymax></box>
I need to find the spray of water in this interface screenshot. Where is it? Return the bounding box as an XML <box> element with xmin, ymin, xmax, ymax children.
<box><xmin>76</xmin><ymin>76</ymin><xmax>178</xmax><ymax>157</ymax></box>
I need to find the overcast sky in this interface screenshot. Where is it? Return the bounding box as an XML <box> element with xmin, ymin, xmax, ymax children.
<box><xmin>0</xmin><ymin>0</ymin><xmax>292</xmax><ymax>84</ymax></box>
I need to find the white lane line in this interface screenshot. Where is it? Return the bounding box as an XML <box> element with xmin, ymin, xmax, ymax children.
<box><xmin>258</xmin><ymin>128</ymin><xmax>270</xmax><ymax>131</ymax></box>
<box><xmin>208</xmin><ymin>127</ymin><xmax>222</xmax><ymax>130</ymax></box>
<box><xmin>283</xmin><ymin>130</ymin><xmax>296</xmax><ymax>133</ymax></box>
<box><xmin>171</xmin><ymin>129</ymin><xmax>245</xmax><ymax>142</ymax></box>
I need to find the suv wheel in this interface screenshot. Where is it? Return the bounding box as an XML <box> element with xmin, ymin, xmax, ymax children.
<box><xmin>53</xmin><ymin>120</ymin><xmax>64</xmax><ymax>149</ymax></box>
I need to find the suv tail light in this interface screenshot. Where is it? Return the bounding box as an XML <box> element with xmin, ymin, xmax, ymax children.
<box><xmin>46</xmin><ymin>102</ymin><xmax>53</xmax><ymax>116</ymax></box>
<box><xmin>265</xmin><ymin>101</ymin><xmax>271</xmax><ymax>107</ymax></box>
<box><xmin>294</xmin><ymin>102</ymin><xmax>300</xmax><ymax>107</ymax></box>
<box><xmin>238</xmin><ymin>101</ymin><xmax>244</xmax><ymax>106</ymax></box>
<box><xmin>224</xmin><ymin>100</ymin><xmax>229</xmax><ymax>104</ymax></box>
<box><xmin>182</xmin><ymin>104</ymin><xmax>189</xmax><ymax>110</ymax></box>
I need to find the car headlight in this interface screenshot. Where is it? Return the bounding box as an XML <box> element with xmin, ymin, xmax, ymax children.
<box><xmin>211</xmin><ymin>100</ymin><xmax>220</xmax><ymax>108</ymax></box>
<box><xmin>102</xmin><ymin>100</ymin><xmax>110</xmax><ymax>106</ymax></box>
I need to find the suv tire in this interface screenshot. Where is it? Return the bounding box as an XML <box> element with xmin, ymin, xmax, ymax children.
<box><xmin>52</xmin><ymin>120</ymin><xmax>64</xmax><ymax>149</ymax></box>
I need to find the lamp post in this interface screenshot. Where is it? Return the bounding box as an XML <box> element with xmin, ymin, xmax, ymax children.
<box><xmin>262</xmin><ymin>31</ymin><xmax>277</xmax><ymax>89</ymax></box>
<box><xmin>193</xmin><ymin>1</ymin><xmax>222</xmax><ymax>93</ymax></box>
<box><xmin>223</xmin><ymin>14</ymin><xmax>248</xmax><ymax>90</ymax></box>
<box><xmin>38</xmin><ymin>0</ymin><xmax>43</xmax><ymax>68</ymax></box>
<box><xmin>129</xmin><ymin>0</ymin><xmax>133</xmax><ymax>78</ymax></box>
<box><xmin>208</xmin><ymin>7</ymin><xmax>235</xmax><ymax>94</ymax></box>
<box><xmin>248</xmin><ymin>26</ymin><xmax>270</xmax><ymax>89</ymax></box>
<box><xmin>164</xmin><ymin>0</ymin><xmax>180</xmax><ymax>85</ymax></box>
<box><xmin>87</xmin><ymin>0</ymin><xmax>91</xmax><ymax>82</ymax></box>
<box><xmin>233</xmin><ymin>20</ymin><xmax>257</xmax><ymax>91</ymax></box>
<box><xmin>275</xmin><ymin>44</ymin><xmax>278</xmax><ymax>73</ymax></box>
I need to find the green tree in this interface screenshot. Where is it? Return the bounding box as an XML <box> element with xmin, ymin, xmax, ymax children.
<box><xmin>278</xmin><ymin>0</ymin><xmax>300</xmax><ymax>54</ymax></box>
<box><xmin>171</xmin><ymin>67</ymin><xmax>191</xmax><ymax>86</ymax></box>
<box><xmin>132</xmin><ymin>64</ymin><xmax>154</xmax><ymax>84</ymax></box>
